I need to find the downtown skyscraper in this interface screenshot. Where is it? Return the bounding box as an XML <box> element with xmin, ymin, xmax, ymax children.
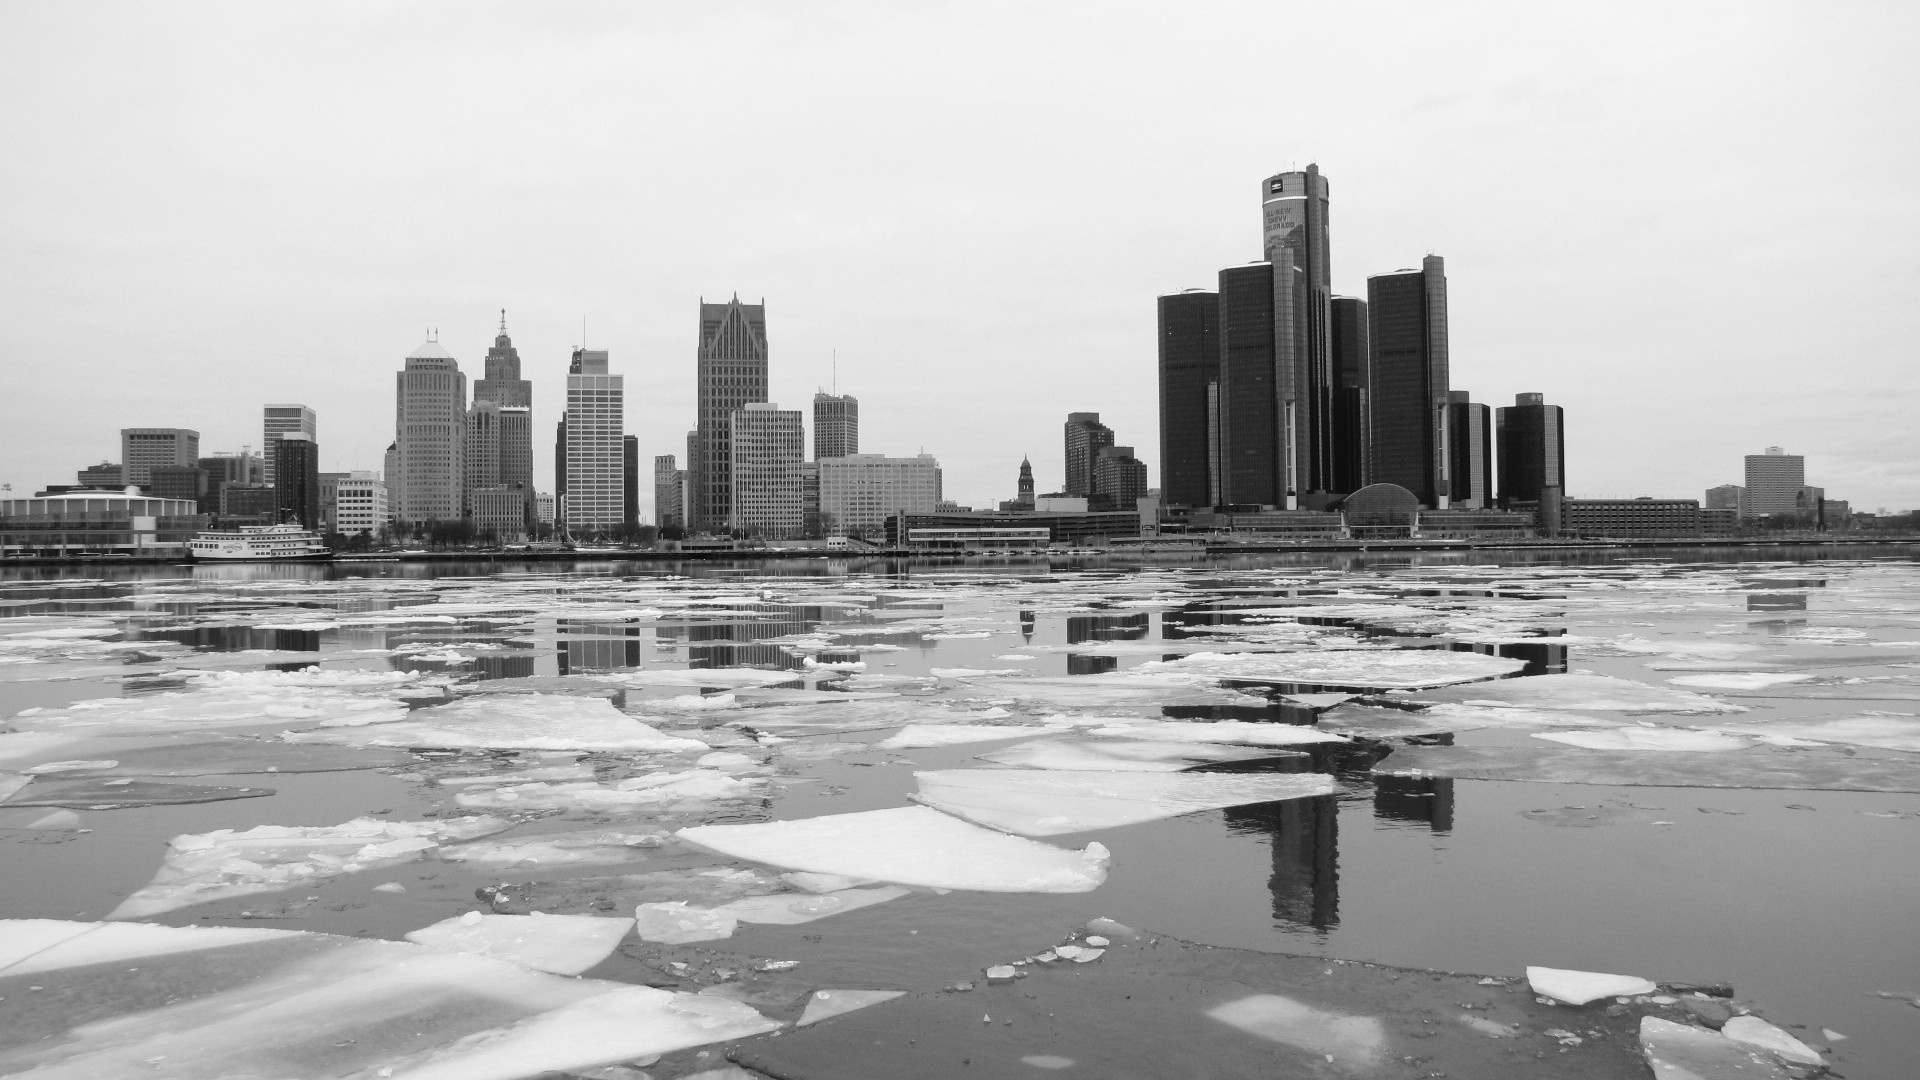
<box><xmin>689</xmin><ymin>297</ymin><xmax>768</xmax><ymax>532</ymax></box>
<box><xmin>467</xmin><ymin>312</ymin><xmax>533</xmax><ymax>537</ymax></box>
<box><xmin>1367</xmin><ymin>256</ymin><xmax>1451</xmax><ymax>507</ymax></box>
<box><xmin>1156</xmin><ymin>288</ymin><xmax>1218</xmax><ymax>508</ymax></box>
<box><xmin>261</xmin><ymin>405</ymin><xmax>315</xmax><ymax>487</ymax></box>
<box><xmin>812</xmin><ymin>392</ymin><xmax>858</xmax><ymax>459</ymax></box>
<box><xmin>394</xmin><ymin>339</ymin><xmax>465</xmax><ymax>525</ymax></box>
<box><xmin>562</xmin><ymin>346</ymin><xmax>624</xmax><ymax>533</ymax></box>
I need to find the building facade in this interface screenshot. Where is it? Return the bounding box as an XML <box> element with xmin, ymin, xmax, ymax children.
<box><xmin>261</xmin><ymin>405</ymin><xmax>315</xmax><ymax>486</ymax></box>
<box><xmin>1495</xmin><ymin>392</ymin><xmax>1565</xmax><ymax>507</ymax></box>
<box><xmin>147</xmin><ymin>465</ymin><xmax>208</xmax><ymax>506</ymax></box>
<box><xmin>813</xmin><ymin>392</ymin><xmax>858</xmax><ymax>459</ymax></box>
<box><xmin>273</xmin><ymin>434</ymin><xmax>321</xmax><ymax>528</ymax></box>
<box><xmin>77</xmin><ymin>463</ymin><xmax>123</xmax><ymax>488</ymax></box>
<box><xmin>1092</xmin><ymin>445</ymin><xmax>1148</xmax><ymax>509</ymax></box>
<box><xmin>1705</xmin><ymin>484</ymin><xmax>1747</xmax><ymax>518</ymax></box>
<box><xmin>691</xmin><ymin>297</ymin><xmax>769</xmax><ymax>532</ymax></box>
<box><xmin>654</xmin><ymin>455</ymin><xmax>684</xmax><ymax>530</ymax></box>
<box><xmin>623</xmin><ymin>435</ymin><xmax>639</xmax><ymax>530</ymax></box>
<box><xmin>0</xmin><ymin>492</ymin><xmax>201</xmax><ymax>555</ymax></box>
<box><xmin>1217</xmin><ymin>262</ymin><xmax>1279</xmax><ymax>506</ymax></box>
<box><xmin>563</xmin><ymin>348</ymin><xmax>624</xmax><ymax>533</ymax></box>
<box><xmin>333</xmin><ymin>473</ymin><xmax>388</xmax><ymax>537</ymax></box>
<box><xmin>728</xmin><ymin>402</ymin><xmax>804</xmax><ymax>537</ymax></box>
<box><xmin>1744</xmin><ymin>447</ymin><xmax>1806</xmax><ymax>518</ymax></box>
<box><xmin>121</xmin><ymin>428</ymin><xmax>200</xmax><ymax>487</ymax></box>
<box><xmin>1367</xmin><ymin>256</ymin><xmax>1450</xmax><ymax>507</ymax></box>
<box><xmin>1330</xmin><ymin>295</ymin><xmax>1370</xmax><ymax>495</ymax></box>
<box><xmin>1260</xmin><ymin>165</ymin><xmax>1336</xmax><ymax>502</ymax></box>
<box><xmin>816</xmin><ymin>453</ymin><xmax>943</xmax><ymax>535</ymax></box>
<box><xmin>1063</xmin><ymin>412</ymin><xmax>1114</xmax><ymax>498</ymax></box>
<box><xmin>1445</xmin><ymin>390</ymin><xmax>1492</xmax><ymax>509</ymax></box>
<box><xmin>471</xmin><ymin>486</ymin><xmax>531</xmax><ymax>542</ymax></box>
<box><xmin>394</xmin><ymin>339</ymin><xmax>466</xmax><ymax>525</ymax></box>
<box><xmin>1156</xmin><ymin>288</ymin><xmax>1218</xmax><ymax>508</ymax></box>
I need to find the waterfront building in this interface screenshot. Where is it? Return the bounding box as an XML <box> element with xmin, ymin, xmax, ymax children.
<box><xmin>813</xmin><ymin>392</ymin><xmax>858</xmax><ymax>459</ymax></box>
<box><xmin>817</xmin><ymin>453</ymin><xmax>943</xmax><ymax>535</ymax></box>
<box><xmin>563</xmin><ymin>347</ymin><xmax>624</xmax><ymax>533</ymax></box>
<box><xmin>394</xmin><ymin>339</ymin><xmax>467</xmax><ymax>525</ymax></box>
<box><xmin>801</xmin><ymin>461</ymin><xmax>822</xmax><ymax>536</ymax></box>
<box><xmin>1367</xmin><ymin>257</ymin><xmax>1450</xmax><ymax>507</ymax></box>
<box><xmin>1744</xmin><ymin>447</ymin><xmax>1806</xmax><ymax>518</ymax></box>
<box><xmin>77</xmin><ymin>463</ymin><xmax>123</xmax><ymax>488</ymax></box>
<box><xmin>1156</xmin><ymin>288</ymin><xmax>1218</xmax><ymax>508</ymax></box>
<box><xmin>471</xmin><ymin>485</ymin><xmax>531</xmax><ymax>542</ymax></box>
<box><xmin>273</xmin><ymin>434</ymin><xmax>320</xmax><ymax>528</ymax></box>
<box><xmin>623</xmin><ymin>435</ymin><xmax>639</xmax><ymax>530</ymax></box>
<box><xmin>200</xmin><ymin>453</ymin><xmax>261</xmax><ymax>514</ymax></box>
<box><xmin>261</xmin><ymin>405</ymin><xmax>315</xmax><ymax>486</ymax></box>
<box><xmin>1556</xmin><ymin>497</ymin><xmax>1701</xmax><ymax>538</ymax></box>
<box><xmin>886</xmin><ymin>509</ymin><xmax>1142</xmax><ymax>548</ymax></box>
<box><xmin>146</xmin><ymin>465</ymin><xmax>207</xmax><ymax>506</ymax></box>
<box><xmin>1217</xmin><ymin>262</ymin><xmax>1281</xmax><ymax>506</ymax></box>
<box><xmin>1330</xmin><ymin>296</ymin><xmax>1370</xmax><ymax>494</ymax></box>
<box><xmin>654</xmin><ymin>455</ymin><xmax>685</xmax><ymax>530</ymax></box>
<box><xmin>333</xmin><ymin>473</ymin><xmax>388</xmax><ymax>537</ymax></box>
<box><xmin>0</xmin><ymin>491</ymin><xmax>201</xmax><ymax>556</ymax></box>
<box><xmin>728</xmin><ymin>402</ymin><xmax>804</xmax><ymax>538</ymax></box>
<box><xmin>691</xmin><ymin>297</ymin><xmax>769</xmax><ymax>532</ymax></box>
<box><xmin>318</xmin><ymin>471</ymin><xmax>349</xmax><ymax>532</ymax></box>
<box><xmin>1705</xmin><ymin>484</ymin><xmax>1747</xmax><ymax>519</ymax></box>
<box><xmin>121</xmin><ymin>428</ymin><xmax>200</xmax><ymax>487</ymax></box>
<box><xmin>1495</xmin><ymin>392</ymin><xmax>1565</xmax><ymax>507</ymax></box>
<box><xmin>1064</xmin><ymin>412</ymin><xmax>1114</xmax><ymax>498</ymax></box>
<box><xmin>1259</xmin><ymin>164</ymin><xmax>1336</xmax><ymax>502</ymax></box>
<box><xmin>1092</xmin><ymin>446</ymin><xmax>1148</xmax><ymax>509</ymax></box>
<box><xmin>1445</xmin><ymin>391</ymin><xmax>1492</xmax><ymax>509</ymax></box>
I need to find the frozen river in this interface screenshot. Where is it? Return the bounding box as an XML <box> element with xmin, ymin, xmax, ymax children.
<box><xmin>2</xmin><ymin>549</ymin><xmax>1917</xmax><ymax>1079</ymax></box>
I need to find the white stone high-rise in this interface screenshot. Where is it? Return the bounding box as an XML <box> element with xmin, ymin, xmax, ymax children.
<box><xmin>729</xmin><ymin>402</ymin><xmax>803</xmax><ymax>537</ymax></box>
<box><xmin>563</xmin><ymin>347</ymin><xmax>624</xmax><ymax>533</ymax></box>
<box><xmin>394</xmin><ymin>339</ymin><xmax>466</xmax><ymax>525</ymax></box>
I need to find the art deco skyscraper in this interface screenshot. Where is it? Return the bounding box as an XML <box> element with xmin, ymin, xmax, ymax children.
<box><xmin>474</xmin><ymin>311</ymin><xmax>532</xmax><ymax>408</ymax></box>
<box><xmin>469</xmin><ymin>312</ymin><xmax>533</xmax><ymax>529</ymax></box>
<box><xmin>1260</xmin><ymin>164</ymin><xmax>1334</xmax><ymax>504</ymax></box>
<box><xmin>1367</xmin><ymin>256</ymin><xmax>1451</xmax><ymax>507</ymax></box>
<box><xmin>394</xmin><ymin>339</ymin><xmax>465</xmax><ymax>525</ymax></box>
<box><xmin>563</xmin><ymin>347</ymin><xmax>624</xmax><ymax>533</ymax></box>
<box><xmin>813</xmin><ymin>392</ymin><xmax>858</xmax><ymax>459</ymax></box>
<box><xmin>1156</xmin><ymin>288</ymin><xmax>1218</xmax><ymax>508</ymax></box>
<box><xmin>1495</xmin><ymin>393</ymin><xmax>1565</xmax><ymax>506</ymax></box>
<box><xmin>690</xmin><ymin>297</ymin><xmax>769</xmax><ymax>532</ymax></box>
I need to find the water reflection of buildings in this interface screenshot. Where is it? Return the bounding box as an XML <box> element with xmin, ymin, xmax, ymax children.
<box><xmin>1451</xmin><ymin>637</ymin><xmax>1568</xmax><ymax>677</ymax></box>
<box><xmin>141</xmin><ymin>625</ymin><xmax>320</xmax><ymax>653</ymax></box>
<box><xmin>1372</xmin><ymin>774</ymin><xmax>1454</xmax><ymax>831</ymax></box>
<box><xmin>1747</xmin><ymin>593</ymin><xmax>1807</xmax><ymax>612</ymax></box>
<box><xmin>614</xmin><ymin>603</ymin><xmax>828</xmax><ymax>672</ymax></box>
<box><xmin>1222</xmin><ymin>794</ymin><xmax>1340</xmax><ymax>932</ymax></box>
<box><xmin>1064</xmin><ymin>612</ymin><xmax>1148</xmax><ymax>675</ymax></box>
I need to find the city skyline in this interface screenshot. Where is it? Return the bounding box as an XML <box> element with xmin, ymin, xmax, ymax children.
<box><xmin>3</xmin><ymin>6</ymin><xmax>1915</xmax><ymax>515</ymax></box>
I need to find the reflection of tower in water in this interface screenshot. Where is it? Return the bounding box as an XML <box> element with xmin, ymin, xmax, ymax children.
<box><xmin>1222</xmin><ymin>793</ymin><xmax>1339</xmax><ymax>931</ymax></box>
<box><xmin>556</xmin><ymin>619</ymin><xmax>643</xmax><ymax>675</ymax></box>
<box><xmin>1372</xmin><ymin>774</ymin><xmax>1454</xmax><ymax>831</ymax></box>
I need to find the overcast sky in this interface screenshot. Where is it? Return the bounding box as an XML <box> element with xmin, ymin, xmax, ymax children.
<box><xmin>3</xmin><ymin>2</ymin><xmax>1916</xmax><ymax>516</ymax></box>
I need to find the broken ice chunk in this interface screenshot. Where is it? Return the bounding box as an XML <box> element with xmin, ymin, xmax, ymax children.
<box><xmin>633</xmin><ymin>901</ymin><xmax>740</xmax><ymax>944</ymax></box>
<box><xmin>797</xmin><ymin>989</ymin><xmax>906</xmax><ymax>1026</ymax></box>
<box><xmin>979</xmin><ymin>737</ymin><xmax>1301</xmax><ymax>772</ymax></box>
<box><xmin>712</xmin><ymin>886</ymin><xmax>910</xmax><ymax>926</ymax></box>
<box><xmin>912</xmin><ymin>768</ymin><xmax>1336</xmax><ymax>836</ymax></box>
<box><xmin>3</xmin><ymin>778</ymin><xmax>276</xmax><ymax>808</ymax></box>
<box><xmin>1207</xmin><ymin>993</ymin><xmax>1386</xmax><ymax>1066</ymax></box>
<box><xmin>1136</xmin><ymin>649</ymin><xmax>1526</xmax><ymax>689</ymax></box>
<box><xmin>1527</xmin><ymin>965</ymin><xmax>1657</xmax><ymax>1005</ymax></box>
<box><xmin>1639</xmin><ymin>1016</ymin><xmax>1793</xmax><ymax>1080</ymax></box>
<box><xmin>780</xmin><ymin>871</ymin><xmax>876</xmax><ymax>894</ymax></box>
<box><xmin>0</xmin><ymin>918</ymin><xmax>303</xmax><ymax>975</ymax></box>
<box><xmin>1374</xmin><ymin>743</ymin><xmax>1920</xmax><ymax>793</ymax></box>
<box><xmin>1080</xmin><ymin>721</ymin><xmax>1347</xmax><ymax>748</ymax></box>
<box><xmin>1710</xmin><ymin>713</ymin><xmax>1920</xmax><ymax>753</ymax></box>
<box><xmin>405</xmin><ymin>912</ymin><xmax>633</xmax><ymax>975</ymax></box>
<box><xmin>678</xmin><ymin>806</ymin><xmax>1109</xmax><ymax>893</ymax></box>
<box><xmin>1407</xmin><ymin>673</ymin><xmax>1748</xmax><ymax>715</ymax></box>
<box><xmin>1667</xmin><ymin>673</ymin><xmax>1814</xmax><ymax>691</ymax></box>
<box><xmin>0</xmin><ymin>807</ymin><xmax>82</xmax><ymax>830</ymax></box>
<box><xmin>438</xmin><ymin>829</ymin><xmax>662</xmax><ymax>869</ymax></box>
<box><xmin>435</xmin><ymin>762</ymin><xmax>597</xmax><ymax>786</ymax></box>
<box><xmin>1720</xmin><ymin>1015</ymin><xmax>1824</xmax><ymax>1066</ymax></box>
<box><xmin>1530</xmin><ymin>728</ymin><xmax>1754</xmax><ymax>752</ymax></box>
<box><xmin>959</xmin><ymin>674</ymin><xmax>1268</xmax><ymax>710</ymax></box>
<box><xmin>875</xmin><ymin>722</ymin><xmax>1074</xmax><ymax>749</ymax></box>
<box><xmin>107</xmin><ymin>815</ymin><xmax>507</xmax><ymax>919</ymax></box>
<box><xmin>452</xmin><ymin>771</ymin><xmax>764</xmax><ymax>812</ymax></box>
<box><xmin>285</xmin><ymin>693</ymin><xmax>707</xmax><ymax>752</ymax></box>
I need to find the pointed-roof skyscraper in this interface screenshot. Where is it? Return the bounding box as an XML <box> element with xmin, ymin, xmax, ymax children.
<box><xmin>689</xmin><ymin>295</ymin><xmax>769</xmax><ymax>532</ymax></box>
<box><xmin>475</xmin><ymin>310</ymin><xmax>531</xmax><ymax>408</ymax></box>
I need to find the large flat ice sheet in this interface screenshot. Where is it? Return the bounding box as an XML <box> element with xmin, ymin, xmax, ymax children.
<box><xmin>1530</xmin><ymin>728</ymin><xmax>1754</xmax><ymax>752</ymax></box>
<box><xmin>978</xmin><ymin>738</ymin><xmax>1300</xmax><ymax>772</ymax></box>
<box><xmin>8</xmin><ymin>673</ymin><xmax>419</xmax><ymax>736</ymax></box>
<box><xmin>109</xmin><ymin>815</ymin><xmax>508</xmax><ymax>919</ymax></box>
<box><xmin>954</xmin><ymin>675</ymin><xmax>1269</xmax><ymax>709</ymax></box>
<box><xmin>284</xmin><ymin>694</ymin><xmax>706</xmax><ymax>752</ymax></box>
<box><xmin>912</xmin><ymin>768</ymin><xmax>1336</xmax><ymax>836</ymax></box>
<box><xmin>1136</xmin><ymin>649</ymin><xmax>1527</xmax><ymax>689</ymax></box>
<box><xmin>438</xmin><ymin>829</ymin><xmax>662</xmax><ymax>869</ymax></box>
<box><xmin>1711</xmin><ymin>713</ymin><xmax>1920</xmax><ymax>753</ymax></box>
<box><xmin>1374</xmin><ymin>744</ymin><xmax>1920</xmax><ymax>793</ymax></box>
<box><xmin>1081</xmin><ymin>720</ymin><xmax>1348</xmax><ymax>747</ymax></box>
<box><xmin>1318</xmin><ymin>702</ymin><xmax>1626</xmax><ymax>737</ymax></box>
<box><xmin>451</xmin><ymin>771</ymin><xmax>765</xmax><ymax>812</ymax></box>
<box><xmin>0</xmin><ymin>919</ymin><xmax>778</xmax><ymax>1079</ymax></box>
<box><xmin>875</xmin><ymin>722</ymin><xmax>1075</xmax><ymax>749</ymax></box>
<box><xmin>678</xmin><ymin>806</ymin><xmax>1109</xmax><ymax>892</ymax></box>
<box><xmin>1404</xmin><ymin>673</ymin><xmax>1747</xmax><ymax>715</ymax></box>
<box><xmin>404</xmin><ymin>911</ymin><xmax>632</xmax><ymax>975</ymax></box>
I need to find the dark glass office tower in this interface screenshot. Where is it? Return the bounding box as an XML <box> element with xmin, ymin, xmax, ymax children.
<box><xmin>1260</xmin><ymin>165</ymin><xmax>1334</xmax><ymax>504</ymax></box>
<box><xmin>1366</xmin><ymin>255</ymin><xmax>1451</xmax><ymax>506</ymax></box>
<box><xmin>1330</xmin><ymin>296</ymin><xmax>1370</xmax><ymax>493</ymax></box>
<box><xmin>273</xmin><ymin>434</ymin><xmax>320</xmax><ymax>528</ymax></box>
<box><xmin>623</xmin><ymin>435</ymin><xmax>639</xmax><ymax>529</ymax></box>
<box><xmin>1063</xmin><ymin>413</ymin><xmax>1114</xmax><ymax>498</ymax></box>
<box><xmin>690</xmin><ymin>296</ymin><xmax>769</xmax><ymax>532</ymax></box>
<box><xmin>1446</xmin><ymin>390</ymin><xmax>1492</xmax><ymax>509</ymax></box>
<box><xmin>1156</xmin><ymin>289</ymin><xmax>1218</xmax><ymax>507</ymax></box>
<box><xmin>1496</xmin><ymin>392</ymin><xmax>1565</xmax><ymax>506</ymax></box>
<box><xmin>1217</xmin><ymin>263</ymin><xmax>1279</xmax><ymax>505</ymax></box>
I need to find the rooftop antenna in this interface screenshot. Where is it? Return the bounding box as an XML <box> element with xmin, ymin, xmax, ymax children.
<box><xmin>499</xmin><ymin>308</ymin><xmax>507</xmax><ymax>333</ymax></box>
<box><xmin>832</xmin><ymin>349</ymin><xmax>838</xmax><ymax>394</ymax></box>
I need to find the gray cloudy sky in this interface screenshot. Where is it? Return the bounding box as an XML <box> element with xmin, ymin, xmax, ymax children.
<box><xmin>3</xmin><ymin>2</ymin><xmax>1917</xmax><ymax>515</ymax></box>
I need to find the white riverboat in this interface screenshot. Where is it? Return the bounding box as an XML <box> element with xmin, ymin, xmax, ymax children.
<box><xmin>186</xmin><ymin>523</ymin><xmax>332</xmax><ymax>561</ymax></box>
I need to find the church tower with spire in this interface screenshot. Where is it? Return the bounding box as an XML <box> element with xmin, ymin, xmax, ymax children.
<box><xmin>1016</xmin><ymin>456</ymin><xmax>1035</xmax><ymax>510</ymax></box>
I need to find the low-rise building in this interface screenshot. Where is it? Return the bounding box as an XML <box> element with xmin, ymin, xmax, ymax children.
<box><xmin>333</xmin><ymin>473</ymin><xmax>389</xmax><ymax>537</ymax></box>
<box><xmin>1557</xmin><ymin>497</ymin><xmax>1701</xmax><ymax>537</ymax></box>
<box><xmin>471</xmin><ymin>484</ymin><xmax>532</xmax><ymax>542</ymax></box>
<box><xmin>0</xmin><ymin>491</ymin><xmax>201</xmax><ymax>555</ymax></box>
<box><xmin>816</xmin><ymin>454</ymin><xmax>942</xmax><ymax>536</ymax></box>
<box><xmin>886</xmin><ymin>509</ymin><xmax>1141</xmax><ymax>547</ymax></box>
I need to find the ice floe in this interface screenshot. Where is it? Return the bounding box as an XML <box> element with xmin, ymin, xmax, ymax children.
<box><xmin>1639</xmin><ymin>1016</ymin><xmax>1794</xmax><ymax>1079</ymax></box>
<box><xmin>977</xmin><ymin>737</ymin><xmax>1300</xmax><ymax>772</ymax></box>
<box><xmin>1709</xmin><ymin>713</ymin><xmax>1920</xmax><ymax>753</ymax></box>
<box><xmin>1081</xmin><ymin>720</ymin><xmax>1348</xmax><ymax>747</ymax></box>
<box><xmin>3</xmin><ymin>777</ymin><xmax>276</xmax><ymax>808</ymax></box>
<box><xmin>1136</xmin><ymin>649</ymin><xmax>1527</xmax><ymax>689</ymax></box>
<box><xmin>797</xmin><ymin>989</ymin><xmax>907</xmax><ymax>1026</ymax></box>
<box><xmin>912</xmin><ymin>768</ymin><xmax>1336</xmax><ymax>835</ymax></box>
<box><xmin>1378</xmin><ymin>743</ymin><xmax>1920</xmax><ymax>792</ymax></box>
<box><xmin>109</xmin><ymin>815</ymin><xmax>508</xmax><ymax>919</ymax></box>
<box><xmin>1531</xmin><ymin>727</ymin><xmax>1755</xmax><ymax>753</ymax></box>
<box><xmin>451</xmin><ymin>771</ymin><xmax>765</xmax><ymax>813</ymax></box>
<box><xmin>1666</xmin><ymin>672</ymin><xmax>1814</xmax><ymax>690</ymax></box>
<box><xmin>438</xmin><ymin>829</ymin><xmax>664</xmax><ymax>868</ymax></box>
<box><xmin>1208</xmin><ymin>994</ymin><xmax>1387</xmax><ymax>1067</ymax></box>
<box><xmin>1720</xmin><ymin>1014</ymin><xmax>1824</xmax><ymax>1066</ymax></box>
<box><xmin>1527</xmin><ymin>965</ymin><xmax>1658</xmax><ymax>1004</ymax></box>
<box><xmin>678</xmin><ymin>806</ymin><xmax>1110</xmax><ymax>892</ymax></box>
<box><xmin>953</xmin><ymin>674</ymin><xmax>1269</xmax><ymax>709</ymax></box>
<box><xmin>634</xmin><ymin>885</ymin><xmax>910</xmax><ymax>943</ymax></box>
<box><xmin>874</xmin><ymin>722</ymin><xmax>1076</xmax><ymax>749</ymax></box>
<box><xmin>286</xmin><ymin>693</ymin><xmax>708</xmax><ymax>752</ymax></box>
<box><xmin>1406</xmin><ymin>673</ymin><xmax>1749</xmax><ymax>714</ymax></box>
<box><xmin>404</xmin><ymin>910</ymin><xmax>633</xmax><ymax>975</ymax></box>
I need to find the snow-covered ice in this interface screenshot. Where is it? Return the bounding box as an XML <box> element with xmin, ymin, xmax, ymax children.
<box><xmin>1639</xmin><ymin>1016</ymin><xmax>1794</xmax><ymax>1080</ymax></box>
<box><xmin>1409</xmin><ymin>673</ymin><xmax>1749</xmax><ymax>715</ymax></box>
<box><xmin>452</xmin><ymin>771</ymin><xmax>764</xmax><ymax>813</ymax></box>
<box><xmin>913</xmin><ymin>768</ymin><xmax>1336</xmax><ymax>836</ymax></box>
<box><xmin>1135</xmin><ymin>649</ymin><xmax>1526</xmax><ymax>689</ymax></box>
<box><xmin>678</xmin><ymin>806</ymin><xmax>1110</xmax><ymax>892</ymax></box>
<box><xmin>405</xmin><ymin>910</ymin><xmax>633</xmax><ymax>974</ymax></box>
<box><xmin>1721</xmin><ymin>1015</ymin><xmax>1824</xmax><ymax>1066</ymax></box>
<box><xmin>439</xmin><ymin>829</ymin><xmax>663</xmax><ymax>868</ymax></box>
<box><xmin>978</xmin><ymin>737</ymin><xmax>1298</xmax><ymax>772</ymax></box>
<box><xmin>286</xmin><ymin>693</ymin><xmax>708</xmax><ymax>752</ymax></box>
<box><xmin>1527</xmin><ymin>965</ymin><xmax>1658</xmax><ymax>1004</ymax></box>
<box><xmin>1531</xmin><ymin>727</ymin><xmax>1755</xmax><ymax>752</ymax></box>
<box><xmin>1081</xmin><ymin>720</ymin><xmax>1348</xmax><ymax>747</ymax></box>
<box><xmin>875</xmin><ymin>722</ymin><xmax>1075</xmax><ymax>749</ymax></box>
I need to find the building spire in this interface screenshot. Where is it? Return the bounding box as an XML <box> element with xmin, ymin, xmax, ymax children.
<box><xmin>499</xmin><ymin>308</ymin><xmax>507</xmax><ymax>333</ymax></box>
